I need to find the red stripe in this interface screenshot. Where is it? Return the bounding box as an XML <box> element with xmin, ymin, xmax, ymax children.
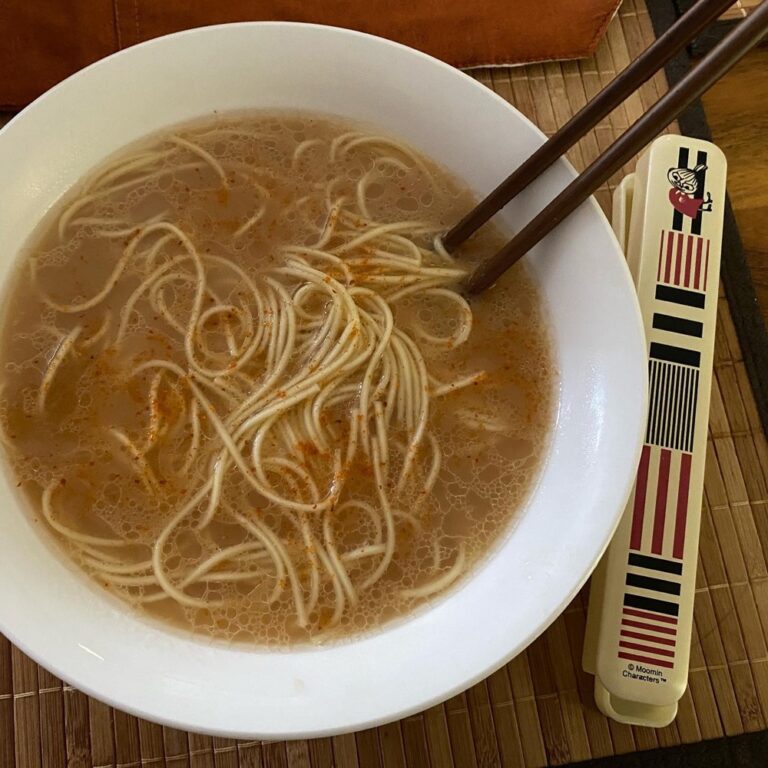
<box><xmin>621</xmin><ymin>618</ymin><xmax>677</xmax><ymax>636</ymax></box>
<box><xmin>651</xmin><ymin>449</ymin><xmax>671</xmax><ymax>554</ymax></box>
<box><xmin>674</xmin><ymin>231</ymin><xmax>684</xmax><ymax>285</ymax></box>
<box><xmin>683</xmin><ymin>236</ymin><xmax>694</xmax><ymax>287</ymax></box>
<box><xmin>704</xmin><ymin>239</ymin><xmax>710</xmax><ymax>290</ymax></box>
<box><xmin>620</xmin><ymin>629</ymin><xmax>676</xmax><ymax>647</ymax></box>
<box><xmin>657</xmin><ymin>230</ymin><xmax>665</xmax><ymax>281</ymax></box>
<box><xmin>664</xmin><ymin>232</ymin><xmax>674</xmax><ymax>283</ymax></box>
<box><xmin>623</xmin><ymin>608</ymin><xmax>678</xmax><ymax>625</ymax></box>
<box><xmin>630</xmin><ymin>445</ymin><xmax>651</xmax><ymax>550</ymax></box>
<box><xmin>618</xmin><ymin>652</ymin><xmax>674</xmax><ymax>669</ymax></box>
<box><xmin>694</xmin><ymin>237</ymin><xmax>703</xmax><ymax>289</ymax></box>
<box><xmin>673</xmin><ymin>453</ymin><xmax>693</xmax><ymax>559</ymax></box>
<box><xmin>619</xmin><ymin>640</ymin><xmax>675</xmax><ymax>658</ymax></box>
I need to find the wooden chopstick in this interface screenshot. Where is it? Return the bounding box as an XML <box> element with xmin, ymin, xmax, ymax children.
<box><xmin>443</xmin><ymin>0</ymin><xmax>735</xmax><ymax>254</ymax></box>
<box><xmin>461</xmin><ymin>0</ymin><xmax>768</xmax><ymax>296</ymax></box>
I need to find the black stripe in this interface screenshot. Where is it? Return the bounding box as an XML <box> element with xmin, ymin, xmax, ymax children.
<box><xmin>650</xmin><ymin>342</ymin><xmax>700</xmax><ymax>367</ymax></box>
<box><xmin>676</xmin><ymin>368</ymin><xmax>691</xmax><ymax>448</ymax></box>
<box><xmin>652</xmin><ymin>313</ymin><xmax>704</xmax><ymax>337</ymax></box>
<box><xmin>659</xmin><ymin>365</ymin><xmax>677</xmax><ymax>445</ymax></box>
<box><xmin>672</xmin><ymin>147</ymin><xmax>688</xmax><ymax>232</ymax></box>
<box><xmin>691</xmin><ymin>150</ymin><xmax>708</xmax><ymax>236</ymax></box>
<box><xmin>656</xmin><ymin>361</ymin><xmax>667</xmax><ymax>446</ymax></box>
<box><xmin>679</xmin><ymin>367</ymin><xmax>688</xmax><ymax>451</ymax></box>
<box><xmin>624</xmin><ymin>593</ymin><xmax>680</xmax><ymax>617</ymax></box>
<box><xmin>684</xmin><ymin>368</ymin><xmax>694</xmax><ymax>450</ymax></box>
<box><xmin>655</xmin><ymin>284</ymin><xmax>706</xmax><ymax>308</ymax></box>
<box><xmin>683</xmin><ymin>368</ymin><xmax>691</xmax><ymax>452</ymax></box>
<box><xmin>681</xmin><ymin>369</ymin><xmax>689</xmax><ymax>453</ymax></box>
<box><xmin>626</xmin><ymin>573</ymin><xmax>682</xmax><ymax>596</ymax></box>
<box><xmin>669</xmin><ymin>364</ymin><xmax>681</xmax><ymax>450</ymax></box>
<box><xmin>688</xmin><ymin>370</ymin><xmax>700</xmax><ymax>453</ymax></box>
<box><xmin>644</xmin><ymin>360</ymin><xmax>654</xmax><ymax>443</ymax></box>
<box><xmin>647</xmin><ymin>360</ymin><xmax>666</xmax><ymax>449</ymax></box>
<box><xmin>647</xmin><ymin>361</ymin><xmax>660</xmax><ymax>444</ymax></box>
<box><xmin>628</xmin><ymin>553</ymin><xmax>684</xmax><ymax>575</ymax></box>
<box><xmin>651</xmin><ymin>359</ymin><xmax>662</xmax><ymax>445</ymax></box>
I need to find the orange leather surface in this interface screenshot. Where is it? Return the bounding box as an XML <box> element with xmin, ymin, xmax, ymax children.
<box><xmin>0</xmin><ymin>0</ymin><xmax>621</xmax><ymax>109</ymax></box>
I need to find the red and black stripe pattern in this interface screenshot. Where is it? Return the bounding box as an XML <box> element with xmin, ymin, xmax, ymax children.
<box><xmin>615</xmin><ymin>145</ymin><xmax>712</xmax><ymax>673</ymax></box>
<box><xmin>630</xmin><ymin>446</ymin><xmax>692</xmax><ymax>561</ymax></box>
<box><xmin>619</xmin><ymin>599</ymin><xmax>679</xmax><ymax>670</ymax></box>
<box><xmin>656</xmin><ymin>230</ymin><xmax>709</xmax><ymax>291</ymax></box>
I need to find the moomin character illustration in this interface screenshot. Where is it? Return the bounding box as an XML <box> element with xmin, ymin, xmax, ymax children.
<box><xmin>667</xmin><ymin>163</ymin><xmax>713</xmax><ymax>219</ymax></box>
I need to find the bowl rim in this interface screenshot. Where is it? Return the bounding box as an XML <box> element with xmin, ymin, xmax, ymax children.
<box><xmin>0</xmin><ymin>20</ymin><xmax>647</xmax><ymax>738</ymax></box>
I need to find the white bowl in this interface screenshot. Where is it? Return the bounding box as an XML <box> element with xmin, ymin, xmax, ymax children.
<box><xmin>0</xmin><ymin>23</ymin><xmax>646</xmax><ymax>738</ymax></box>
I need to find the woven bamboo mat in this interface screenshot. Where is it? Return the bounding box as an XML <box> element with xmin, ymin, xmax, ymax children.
<box><xmin>3</xmin><ymin>1</ymin><xmax>768</xmax><ymax>765</ymax></box>
<box><xmin>721</xmin><ymin>0</ymin><xmax>761</xmax><ymax>21</ymax></box>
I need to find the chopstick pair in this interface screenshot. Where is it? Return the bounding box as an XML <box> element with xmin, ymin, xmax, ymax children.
<box><xmin>445</xmin><ymin>0</ymin><xmax>768</xmax><ymax>294</ymax></box>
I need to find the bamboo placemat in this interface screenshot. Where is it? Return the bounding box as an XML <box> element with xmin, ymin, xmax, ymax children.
<box><xmin>720</xmin><ymin>0</ymin><xmax>761</xmax><ymax>22</ymax></box>
<box><xmin>3</xmin><ymin>1</ymin><xmax>768</xmax><ymax>765</ymax></box>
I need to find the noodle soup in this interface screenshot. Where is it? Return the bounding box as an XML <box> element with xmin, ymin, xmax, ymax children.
<box><xmin>0</xmin><ymin>113</ymin><xmax>554</xmax><ymax>645</ymax></box>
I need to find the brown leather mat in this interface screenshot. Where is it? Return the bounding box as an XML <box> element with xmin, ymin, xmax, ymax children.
<box><xmin>2</xmin><ymin>2</ymin><xmax>768</xmax><ymax>765</ymax></box>
<box><xmin>0</xmin><ymin>0</ymin><xmax>622</xmax><ymax>110</ymax></box>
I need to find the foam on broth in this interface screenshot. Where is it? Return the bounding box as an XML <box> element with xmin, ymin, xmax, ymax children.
<box><xmin>0</xmin><ymin>112</ymin><xmax>555</xmax><ymax>645</ymax></box>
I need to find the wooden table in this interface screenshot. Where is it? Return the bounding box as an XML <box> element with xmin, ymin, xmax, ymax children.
<box><xmin>701</xmin><ymin>42</ymin><xmax>768</xmax><ymax>328</ymax></box>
